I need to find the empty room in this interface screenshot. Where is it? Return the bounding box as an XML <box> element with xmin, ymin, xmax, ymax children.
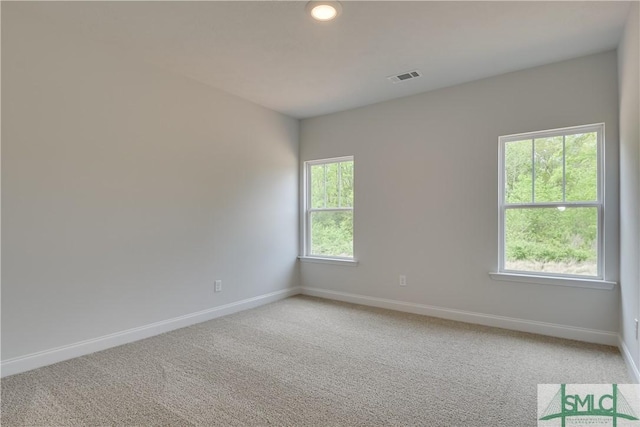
<box><xmin>2</xmin><ymin>1</ymin><xmax>639</xmax><ymax>425</ymax></box>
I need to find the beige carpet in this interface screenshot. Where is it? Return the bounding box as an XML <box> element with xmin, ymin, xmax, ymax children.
<box><xmin>1</xmin><ymin>295</ymin><xmax>631</xmax><ymax>426</ymax></box>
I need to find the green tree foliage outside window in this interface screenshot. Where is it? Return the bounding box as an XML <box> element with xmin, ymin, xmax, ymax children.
<box><xmin>308</xmin><ymin>160</ymin><xmax>354</xmax><ymax>258</ymax></box>
<box><xmin>503</xmin><ymin>131</ymin><xmax>599</xmax><ymax>276</ymax></box>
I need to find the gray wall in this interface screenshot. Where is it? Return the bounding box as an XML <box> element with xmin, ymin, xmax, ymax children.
<box><xmin>619</xmin><ymin>2</ymin><xmax>640</xmax><ymax>366</ymax></box>
<box><xmin>2</xmin><ymin>6</ymin><xmax>299</xmax><ymax>360</ymax></box>
<box><xmin>2</xmin><ymin>3</ymin><xmax>630</xmax><ymax>366</ymax></box>
<box><xmin>300</xmin><ymin>51</ymin><xmax>620</xmax><ymax>333</ymax></box>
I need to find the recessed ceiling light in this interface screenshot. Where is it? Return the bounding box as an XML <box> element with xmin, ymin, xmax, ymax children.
<box><xmin>306</xmin><ymin>1</ymin><xmax>342</xmax><ymax>22</ymax></box>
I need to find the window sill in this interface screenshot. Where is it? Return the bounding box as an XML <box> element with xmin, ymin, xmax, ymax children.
<box><xmin>489</xmin><ymin>272</ymin><xmax>616</xmax><ymax>290</ymax></box>
<box><xmin>298</xmin><ymin>256</ymin><xmax>358</xmax><ymax>266</ymax></box>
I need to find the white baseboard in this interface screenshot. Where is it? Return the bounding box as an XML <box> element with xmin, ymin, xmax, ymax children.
<box><xmin>3</xmin><ymin>286</ymin><xmax>623</xmax><ymax>378</ymax></box>
<box><xmin>619</xmin><ymin>335</ymin><xmax>640</xmax><ymax>383</ymax></box>
<box><xmin>301</xmin><ymin>287</ymin><xmax>619</xmax><ymax>346</ymax></box>
<box><xmin>1</xmin><ymin>287</ymin><xmax>302</xmax><ymax>378</ymax></box>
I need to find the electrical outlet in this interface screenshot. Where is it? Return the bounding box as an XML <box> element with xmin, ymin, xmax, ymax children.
<box><xmin>399</xmin><ymin>275</ymin><xmax>407</xmax><ymax>286</ymax></box>
<box><xmin>214</xmin><ymin>280</ymin><xmax>222</xmax><ymax>293</ymax></box>
<box><xmin>635</xmin><ymin>319</ymin><xmax>638</xmax><ymax>340</ymax></box>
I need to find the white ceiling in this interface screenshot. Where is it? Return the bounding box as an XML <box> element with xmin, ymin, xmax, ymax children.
<box><xmin>14</xmin><ymin>1</ymin><xmax>632</xmax><ymax>118</ymax></box>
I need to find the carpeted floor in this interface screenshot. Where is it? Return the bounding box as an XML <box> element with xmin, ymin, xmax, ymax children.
<box><xmin>1</xmin><ymin>295</ymin><xmax>631</xmax><ymax>426</ymax></box>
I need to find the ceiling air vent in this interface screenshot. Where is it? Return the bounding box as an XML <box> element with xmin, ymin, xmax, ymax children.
<box><xmin>387</xmin><ymin>70</ymin><xmax>422</xmax><ymax>84</ymax></box>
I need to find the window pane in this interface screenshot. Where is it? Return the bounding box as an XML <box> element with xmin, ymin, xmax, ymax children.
<box><xmin>310</xmin><ymin>211</ymin><xmax>353</xmax><ymax>257</ymax></box>
<box><xmin>324</xmin><ymin>162</ymin><xmax>340</xmax><ymax>207</ymax></box>
<box><xmin>505</xmin><ymin>207</ymin><xmax>597</xmax><ymax>276</ymax></box>
<box><xmin>505</xmin><ymin>139</ymin><xmax>532</xmax><ymax>203</ymax></box>
<box><xmin>311</xmin><ymin>161</ymin><xmax>353</xmax><ymax>209</ymax></box>
<box><xmin>565</xmin><ymin>132</ymin><xmax>597</xmax><ymax>202</ymax></box>
<box><xmin>534</xmin><ymin>136</ymin><xmax>563</xmax><ymax>202</ymax></box>
<box><xmin>310</xmin><ymin>164</ymin><xmax>326</xmax><ymax>209</ymax></box>
<box><xmin>340</xmin><ymin>161</ymin><xmax>354</xmax><ymax>208</ymax></box>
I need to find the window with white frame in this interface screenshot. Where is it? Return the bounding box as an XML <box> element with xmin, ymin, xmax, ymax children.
<box><xmin>303</xmin><ymin>157</ymin><xmax>354</xmax><ymax>259</ymax></box>
<box><xmin>498</xmin><ymin>124</ymin><xmax>604</xmax><ymax>278</ymax></box>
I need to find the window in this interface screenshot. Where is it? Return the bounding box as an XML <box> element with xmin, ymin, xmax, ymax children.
<box><xmin>498</xmin><ymin>124</ymin><xmax>603</xmax><ymax>279</ymax></box>
<box><xmin>303</xmin><ymin>156</ymin><xmax>354</xmax><ymax>260</ymax></box>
